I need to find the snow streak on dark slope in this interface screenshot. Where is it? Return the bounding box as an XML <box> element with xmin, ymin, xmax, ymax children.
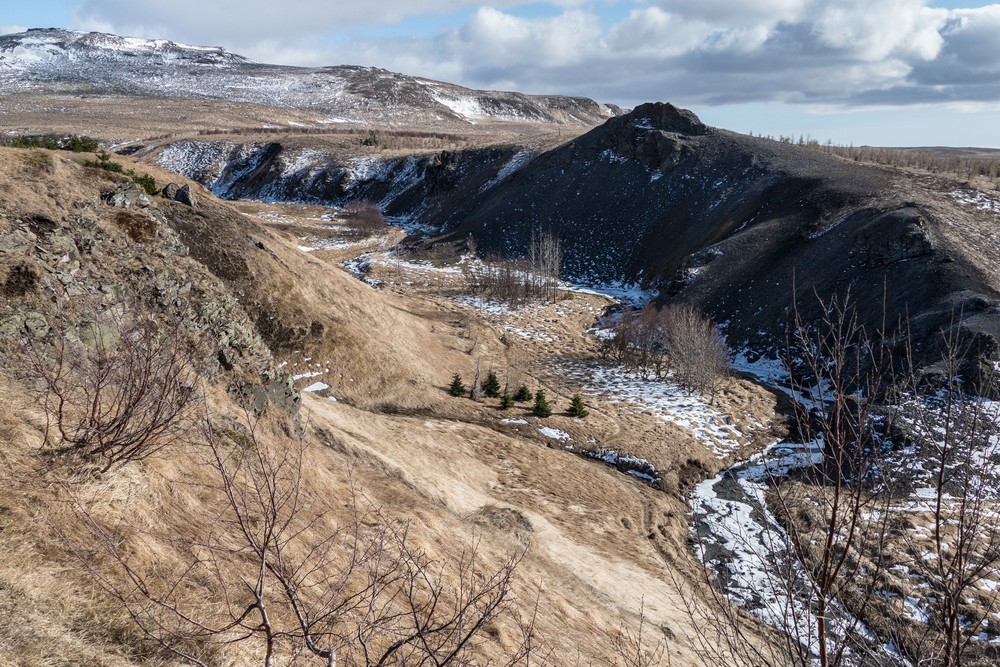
<box><xmin>0</xmin><ymin>29</ymin><xmax>619</xmax><ymax>127</ymax></box>
<box><xmin>156</xmin><ymin>140</ymin><xmax>529</xmax><ymax>234</ymax></box>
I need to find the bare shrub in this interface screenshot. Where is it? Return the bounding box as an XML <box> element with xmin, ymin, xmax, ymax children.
<box><xmin>690</xmin><ymin>291</ymin><xmax>1000</xmax><ymax>667</ymax></box>
<box><xmin>466</xmin><ymin>255</ymin><xmax>534</xmax><ymax>308</ymax></box>
<box><xmin>805</xmin><ymin>143</ymin><xmax>1000</xmax><ymax>185</ymax></box>
<box><xmin>69</xmin><ymin>412</ymin><xmax>533</xmax><ymax>666</ymax></box>
<box><xmin>603</xmin><ymin>303</ymin><xmax>730</xmax><ymax>399</ymax></box>
<box><xmin>885</xmin><ymin>323</ymin><xmax>1000</xmax><ymax>666</ymax></box>
<box><xmin>29</xmin><ymin>311</ymin><xmax>198</xmax><ymax>472</ymax></box>
<box><xmin>528</xmin><ymin>229</ymin><xmax>561</xmax><ymax>304</ymax></box>
<box><xmin>684</xmin><ymin>290</ymin><xmax>901</xmax><ymax>667</ymax></box>
<box><xmin>659</xmin><ymin>304</ymin><xmax>731</xmax><ymax>399</ymax></box>
<box><xmin>464</xmin><ymin>230</ymin><xmax>562</xmax><ymax>307</ymax></box>
<box><xmin>343</xmin><ymin>200</ymin><xmax>388</xmax><ymax>239</ymax></box>
<box><xmin>610</xmin><ymin>601</ymin><xmax>670</xmax><ymax>667</ymax></box>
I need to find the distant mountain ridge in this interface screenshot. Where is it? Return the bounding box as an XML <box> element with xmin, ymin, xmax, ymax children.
<box><xmin>0</xmin><ymin>28</ymin><xmax>622</xmax><ymax>127</ymax></box>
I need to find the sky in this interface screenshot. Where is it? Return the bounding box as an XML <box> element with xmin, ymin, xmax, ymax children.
<box><xmin>3</xmin><ymin>0</ymin><xmax>999</xmax><ymax>147</ymax></box>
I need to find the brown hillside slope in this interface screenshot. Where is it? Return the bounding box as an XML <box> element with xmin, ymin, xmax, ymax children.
<box><xmin>0</xmin><ymin>147</ymin><xmax>770</xmax><ymax>666</ymax></box>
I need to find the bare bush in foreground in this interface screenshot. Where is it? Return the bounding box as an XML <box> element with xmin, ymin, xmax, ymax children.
<box><xmin>70</xmin><ymin>412</ymin><xmax>532</xmax><ymax>666</ymax></box>
<box><xmin>30</xmin><ymin>311</ymin><xmax>197</xmax><ymax>472</ymax></box>
<box><xmin>886</xmin><ymin>324</ymin><xmax>1000</xmax><ymax>667</ymax></box>
<box><xmin>691</xmin><ymin>290</ymin><xmax>1000</xmax><ymax>667</ymax></box>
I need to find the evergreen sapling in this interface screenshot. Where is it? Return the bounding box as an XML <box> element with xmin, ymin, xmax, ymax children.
<box><xmin>448</xmin><ymin>373</ymin><xmax>466</xmax><ymax>397</ymax></box>
<box><xmin>482</xmin><ymin>370</ymin><xmax>501</xmax><ymax>398</ymax></box>
<box><xmin>533</xmin><ymin>390</ymin><xmax>553</xmax><ymax>418</ymax></box>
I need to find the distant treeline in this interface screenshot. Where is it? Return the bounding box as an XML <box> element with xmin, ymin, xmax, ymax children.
<box><xmin>2</xmin><ymin>134</ymin><xmax>100</xmax><ymax>152</ymax></box>
<box><xmin>190</xmin><ymin>126</ymin><xmax>473</xmax><ymax>150</ymax></box>
<box><xmin>754</xmin><ymin>132</ymin><xmax>1000</xmax><ymax>184</ymax></box>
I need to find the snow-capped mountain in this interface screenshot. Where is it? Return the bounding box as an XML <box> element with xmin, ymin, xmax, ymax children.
<box><xmin>0</xmin><ymin>28</ymin><xmax>621</xmax><ymax>127</ymax></box>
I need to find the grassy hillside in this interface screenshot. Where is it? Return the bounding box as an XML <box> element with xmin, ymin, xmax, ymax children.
<box><xmin>0</xmin><ymin>146</ymin><xmax>783</xmax><ymax>666</ymax></box>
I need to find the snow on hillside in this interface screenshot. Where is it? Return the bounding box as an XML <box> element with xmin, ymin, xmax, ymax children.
<box><xmin>951</xmin><ymin>188</ymin><xmax>1000</xmax><ymax>213</ymax></box>
<box><xmin>480</xmin><ymin>150</ymin><xmax>535</xmax><ymax>192</ymax></box>
<box><xmin>0</xmin><ymin>29</ymin><xmax>618</xmax><ymax>127</ymax></box>
<box><xmin>562</xmin><ymin>361</ymin><xmax>750</xmax><ymax>458</ymax></box>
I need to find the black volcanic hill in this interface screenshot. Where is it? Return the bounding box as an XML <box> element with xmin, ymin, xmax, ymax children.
<box><xmin>424</xmin><ymin>103</ymin><xmax>1000</xmax><ymax>357</ymax></box>
<box><xmin>146</xmin><ymin>98</ymin><xmax>1000</xmax><ymax>368</ymax></box>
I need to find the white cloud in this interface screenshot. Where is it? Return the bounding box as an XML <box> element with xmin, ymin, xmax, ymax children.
<box><xmin>941</xmin><ymin>5</ymin><xmax>1000</xmax><ymax>69</ymax></box>
<box><xmin>606</xmin><ymin>8</ymin><xmax>712</xmax><ymax>58</ymax></box>
<box><xmin>71</xmin><ymin>0</ymin><xmax>529</xmax><ymax>44</ymax></box>
<box><xmin>812</xmin><ymin>0</ymin><xmax>947</xmax><ymax>61</ymax></box>
<box><xmin>0</xmin><ymin>25</ymin><xmax>28</xmax><ymax>36</ymax></box>
<box><xmin>455</xmin><ymin>7</ymin><xmax>603</xmax><ymax>68</ymax></box>
<box><xmin>62</xmin><ymin>1</ymin><xmax>1000</xmax><ymax>113</ymax></box>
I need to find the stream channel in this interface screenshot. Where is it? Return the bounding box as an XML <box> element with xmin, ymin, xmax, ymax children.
<box><xmin>688</xmin><ymin>368</ymin><xmax>909</xmax><ymax>666</ymax></box>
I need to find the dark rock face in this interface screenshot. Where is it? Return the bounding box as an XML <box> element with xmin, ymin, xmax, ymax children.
<box><xmin>616</xmin><ymin>102</ymin><xmax>707</xmax><ymax>136</ymax></box>
<box><xmin>162</xmin><ymin>182</ymin><xmax>180</xmax><ymax>199</ymax></box>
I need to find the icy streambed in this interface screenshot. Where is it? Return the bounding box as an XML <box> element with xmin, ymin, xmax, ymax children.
<box><xmin>690</xmin><ymin>433</ymin><xmax>908</xmax><ymax>664</ymax></box>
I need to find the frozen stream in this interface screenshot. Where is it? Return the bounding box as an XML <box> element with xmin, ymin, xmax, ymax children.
<box><xmin>689</xmin><ymin>412</ymin><xmax>909</xmax><ymax>665</ymax></box>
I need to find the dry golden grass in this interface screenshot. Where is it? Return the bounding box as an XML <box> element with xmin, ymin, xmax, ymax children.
<box><xmin>0</xmin><ymin>146</ymin><xmax>781</xmax><ymax>666</ymax></box>
<box><xmin>2</xmin><ymin>93</ymin><xmax>586</xmax><ymax>153</ymax></box>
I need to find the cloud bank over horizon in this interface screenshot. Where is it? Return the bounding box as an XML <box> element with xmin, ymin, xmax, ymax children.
<box><xmin>64</xmin><ymin>0</ymin><xmax>1000</xmax><ymax>114</ymax></box>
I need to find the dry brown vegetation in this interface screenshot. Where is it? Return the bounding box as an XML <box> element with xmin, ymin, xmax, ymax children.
<box><xmin>766</xmin><ymin>137</ymin><xmax>1000</xmax><ymax>188</ymax></box>
<box><xmin>342</xmin><ymin>200</ymin><xmax>388</xmax><ymax>239</ymax></box>
<box><xmin>463</xmin><ymin>231</ymin><xmax>562</xmax><ymax>308</ymax></box>
<box><xmin>600</xmin><ymin>303</ymin><xmax>730</xmax><ymax>401</ymax></box>
<box><xmin>0</xmin><ymin>94</ymin><xmax>583</xmax><ymax>155</ymax></box>
<box><xmin>0</xmin><ymin>146</ymin><xmax>783</xmax><ymax>666</ymax></box>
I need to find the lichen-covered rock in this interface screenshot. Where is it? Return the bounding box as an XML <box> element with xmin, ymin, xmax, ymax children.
<box><xmin>103</xmin><ymin>183</ymin><xmax>155</xmax><ymax>209</ymax></box>
<box><xmin>23</xmin><ymin>311</ymin><xmax>49</xmax><ymax>337</ymax></box>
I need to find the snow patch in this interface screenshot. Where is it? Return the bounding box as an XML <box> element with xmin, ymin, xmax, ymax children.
<box><xmin>303</xmin><ymin>382</ymin><xmax>329</xmax><ymax>392</ymax></box>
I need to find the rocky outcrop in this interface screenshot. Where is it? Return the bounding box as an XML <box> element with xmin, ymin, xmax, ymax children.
<box><xmin>102</xmin><ymin>182</ymin><xmax>156</xmax><ymax>209</ymax></box>
<box><xmin>162</xmin><ymin>182</ymin><xmax>196</xmax><ymax>207</ymax></box>
<box><xmin>0</xmin><ymin>164</ymin><xmax>296</xmax><ymax>419</ymax></box>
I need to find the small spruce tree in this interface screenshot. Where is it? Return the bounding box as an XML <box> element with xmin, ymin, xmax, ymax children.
<box><xmin>500</xmin><ymin>392</ymin><xmax>514</xmax><ymax>410</ymax></box>
<box><xmin>533</xmin><ymin>390</ymin><xmax>552</xmax><ymax>418</ymax></box>
<box><xmin>448</xmin><ymin>373</ymin><xmax>466</xmax><ymax>397</ymax></box>
<box><xmin>568</xmin><ymin>394</ymin><xmax>589</xmax><ymax>418</ymax></box>
<box><xmin>482</xmin><ymin>370</ymin><xmax>501</xmax><ymax>398</ymax></box>
<box><xmin>513</xmin><ymin>385</ymin><xmax>532</xmax><ymax>402</ymax></box>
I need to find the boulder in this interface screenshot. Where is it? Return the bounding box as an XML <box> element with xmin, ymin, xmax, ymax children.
<box><xmin>174</xmin><ymin>184</ymin><xmax>196</xmax><ymax>208</ymax></box>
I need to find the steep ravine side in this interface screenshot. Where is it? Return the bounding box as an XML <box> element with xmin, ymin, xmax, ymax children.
<box><xmin>154</xmin><ymin>139</ymin><xmax>531</xmax><ymax>230</ymax></box>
